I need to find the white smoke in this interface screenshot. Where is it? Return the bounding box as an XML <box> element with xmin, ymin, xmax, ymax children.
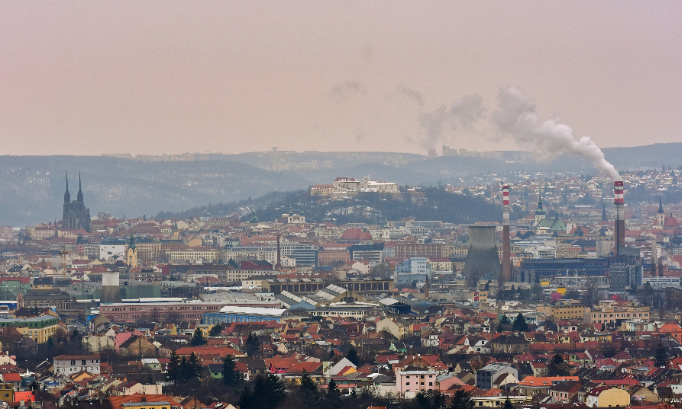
<box><xmin>659</xmin><ymin>251</ymin><xmax>681</xmax><ymax>270</ymax></box>
<box><xmin>419</xmin><ymin>94</ymin><xmax>485</xmax><ymax>150</ymax></box>
<box><xmin>492</xmin><ymin>86</ymin><xmax>620</xmax><ymax>179</ymax></box>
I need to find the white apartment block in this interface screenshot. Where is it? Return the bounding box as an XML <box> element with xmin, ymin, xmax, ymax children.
<box><xmin>53</xmin><ymin>355</ymin><xmax>100</xmax><ymax>375</ymax></box>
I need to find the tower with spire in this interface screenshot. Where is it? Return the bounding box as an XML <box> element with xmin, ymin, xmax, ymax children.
<box><xmin>64</xmin><ymin>173</ymin><xmax>71</xmax><ymax>203</ymax></box>
<box><xmin>126</xmin><ymin>233</ymin><xmax>138</xmax><ymax>268</ymax></box>
<box><xmin>77</xmin><ymin>172</ymin><xmax>84</xmax><ymax>202</ymax></box>
<box><xmin>62</xmin><ymin>172</ymin><xmax>91</xmax><ymax>231</ymax></box>
<box><xmin>534</xmin><ymin>186</ymin><xmax>547</xmax><ymax>226</ymax></box>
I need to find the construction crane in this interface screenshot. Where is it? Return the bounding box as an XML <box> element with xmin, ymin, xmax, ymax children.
<box><xmin>59</xmin><ymin>245</ymin><xmax>71</xmax><ymax>275</ymax></box>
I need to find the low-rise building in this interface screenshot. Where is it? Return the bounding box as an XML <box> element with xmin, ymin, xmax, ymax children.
<box><xmin>396</xmin><ymin>370</ymin><xmax>438</xmax><ymax>398</ymax></box>
<box><xmin>53</xmin><ymin>354</ymin><xmax>100</xmax><ymax>375</ymax></box>
<box><xmin>537</xmin><ymin>299</ymin><xmax>587</xmax><ymax>320</ymax></box>
<box><xmin>586</xmin><ymin>302</ymin><xmax>650</xmax><ymax>325</ymax></box>
<box><xmin>476</xmin><ymin>363</ymin><xmax>518</xmax><ymax>390</ymax></box>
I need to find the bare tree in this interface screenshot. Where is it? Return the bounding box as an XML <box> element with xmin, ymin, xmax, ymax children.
<box><xmin>581</xmin><ymin>277</ymin><xmax>602</xmax><ymax>307</ymax></box>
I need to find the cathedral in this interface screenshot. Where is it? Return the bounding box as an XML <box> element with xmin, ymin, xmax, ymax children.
<box><xmin>62</xmin><ymin>173</ymin><xmax>91</xmax><ymax>231</ymax></box>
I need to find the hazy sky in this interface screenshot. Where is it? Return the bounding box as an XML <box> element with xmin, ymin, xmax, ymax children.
<box><xmin>1</xmin><ymin>1</ymin><xmax>680</xmax><ymax>156</ymax></box>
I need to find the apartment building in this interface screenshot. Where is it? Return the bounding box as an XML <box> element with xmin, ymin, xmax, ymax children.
<box><xmin>586</xmin><ymin>302</ymin><xmax>650</xmax><ymax>325</ymax></box>
<box><xmin>537</xmin><ymin>299</ymin><xmax>587</xmax><ymax>320</ymax></box>
<box><xmin>53</xmin><ymin>355</ymin><xmax>101</xmax><ymax>375</ymax></box>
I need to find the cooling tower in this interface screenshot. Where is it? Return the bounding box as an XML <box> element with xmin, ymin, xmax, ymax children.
<box><xmin>101</xmin><ymin>271</ymin><xmax>122</xmax><ymax>303</ymax></box>
<box><xmin>463</xmin><ymin>225</ymin><xmax>501</xmax><ymax>287</ymax></box>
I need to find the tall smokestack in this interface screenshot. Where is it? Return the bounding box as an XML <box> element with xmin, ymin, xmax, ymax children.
<box><xmin>502</xmin><ymin>185</ymin><xmax>511</xmax><ymax>283</ymax></box>
<box><xmin>276</xmin><ymin>233</ymin><xmax>281</xmax><ymax>270</ymax></box>
<box><xmin>614</xmin><ymin>181</ymin><xmax>625</xmax><ymax>255</ymax></box>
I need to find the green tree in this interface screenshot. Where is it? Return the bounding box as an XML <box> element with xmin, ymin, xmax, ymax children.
<box><xmin>512</xmin><ymin>313</ymin><xmax>529</xmax><ymax>332</ymax></box>
<box><xmin>245</xmin><ymin>333</ymin><xmax>261</xmax><ymax>357</ymax></box>
<box><xmin>190</xmin><ymin>327</ymin><xmax>207</xmax><ymax>346</ymax></box>
<box><xmin>543</xmin><ymin>318</ymin><xmax>558</xmax><ymax>332</ymax></box>
<box><xmin>413</xmin><ymin>390</ymin><xmax>447</xmax><ymax>409</ymax></box>
<box><xmin>497</xmin><ymin>314</ymin><xmax>512</xmax><ymax>332</ymax></box>
<box><xmin>222</xmin><ymin>355</ymin><xmax>242</xmax><ymax>386</ymax></box>
<box><xmin>209</xmin><ymin>324</ymin><xmax>224</xmax><ymax>337</ymax></box>
<box><xmin>325</xmin><ymin>379</ymin><xmax>341</xmax><ymax>409</ymax></box>
<box><xmin>238</xmin><ymin>385</ymin><xmax>253</xmax><ymax>409</ymax></box>
<box><xmin>346</xmin><ymin>346</ymin><xmax>361</xmax><ymax>366</ymax></box>
<box><xmin>179</xmin><ymin>356</ymin><xmax>190</xmax><ymax>382</ymax></box>
<box><xmin>242</xmin><ymin>374</ymin><xmax>286</xmax><ymax>409</ymax></box>
<box><xmin>449</xmin><ymin>389</ymin><xmax>473</xmax><ymax>409</ymax></box>
<box><xmin>178</xmin><ymin>352</ymin><xmax>202</xmax><ymax>382</ymax></box>
<box><xmin>297</xmin><ymin>371</ymin><xmax>320</xmax><ymax>407</ymax></box>
<box><xmin>167</xmin><ymin>350</ymin><xmax>181</xmax><ymax>383</ymax></box>
<box><xmin>69</xmin><ymin>328</ymin><xmax>80</xmax><ymax>342</ymax></box>
<box><xmin>655</xmin><ymin>342</ymin><xmax>668</xmax><ymax>367</ymax></box>
<box><xmin>188</xmin><ymin>352</ymin><xmax>202</xmax><ymax>379</ymax></box>
<box><xmin>503</xmin><ymin>397</ymin><xmax>514</xmax><ymax>409</ymax></box>
<box><xmin>548</xmin><ymin>354</ymin><xmax>570</xmax><ymax>376</ymax></box>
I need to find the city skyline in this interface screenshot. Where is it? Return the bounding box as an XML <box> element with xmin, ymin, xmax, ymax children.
<box><xmin>1</xmin><ymin>1</ymin><xmax>680</xmax><ymax>156</ymax></box>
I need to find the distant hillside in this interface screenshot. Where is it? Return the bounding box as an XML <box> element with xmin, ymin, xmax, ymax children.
<box><xmin>166</xmin><ymin>188</ymin><xmax>504</xmax><ymax>225</ymax></box>
<box><xmin>0</xmin><ymin>143</ymin><xmax>680</xmax><ymax>225</ymax></box>
<box><xmin>0</xmin><ymin>156</ymin><xmax>303</xmax><ymax>226</ymax></box>
<box><xmin>602</xmin><ymin>143</ymin><xmax>682</xmax><ymax>169</ymax></box>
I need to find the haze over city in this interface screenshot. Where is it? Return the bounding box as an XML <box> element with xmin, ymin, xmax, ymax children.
<box><xmin>1</xmin><ymin>1</ymin><xmax>681</xmax><ymax>156</ymax></box>
<box><xmin>6</xmin><ymin>4</ymin><xmax>682</xmax><ymax>409</ymax></box>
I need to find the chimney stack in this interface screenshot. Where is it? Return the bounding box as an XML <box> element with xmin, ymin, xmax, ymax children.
<box><xmin>614</xmin><ymin>181</ymin><xmax>625</xmax><ymax>255</ymax></box>
<box><xmin>501</xmin><ymin>185</ymin><xmax>511</xmax><ymax>283</ymax></box>
<box><xmin>276</xmin><ymin>233</ymin><xmax>281</xmax><ymax>270</ymax></box>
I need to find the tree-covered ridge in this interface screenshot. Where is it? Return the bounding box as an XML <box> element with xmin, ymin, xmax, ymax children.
<box><xmin>244</xmin><ymin>187</ymin><xmax>502</xmax><ymax>225</ymax></box>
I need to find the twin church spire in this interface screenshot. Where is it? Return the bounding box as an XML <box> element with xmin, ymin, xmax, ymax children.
<box><xmin>63</xmin><ymin>172</ymin><xmax>84</xmax><ymax>203</ymax></box>
<box><xmin>62</xmin><ymin>172</ymin><xmax>91</xmax><ymax>231</ymax></box>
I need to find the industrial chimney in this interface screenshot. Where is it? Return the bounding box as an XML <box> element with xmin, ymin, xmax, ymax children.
<box><xmin>463</xmin><ymin>225</ymin><xmax>501</xmax><ymax>287</ymax></box>
<box><xmin>501</xmin><ymin>185</ymin><xmax>512</xmax><ymax>283</ymax></box>
<box><xmin>614</xmin><ymin>181</ymin><xmax>625</xmax><ymax>255</ymax></box>
<box><xmin>275</xmin><ymin>233</ymin><xmax>281</xmax><ymax>270</ymax></box>
<box><xmin>101</xmin><ymin>271</ymin><xmax>122</xmax><ymax>303</ymax></box>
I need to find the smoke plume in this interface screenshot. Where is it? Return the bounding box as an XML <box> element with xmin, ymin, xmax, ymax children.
<box><xmin>492</xmin><ymin>86</ymin><xmax>620</xmax><ymax>179</ymax></box>
<box><xmin>418</xmin><ymin>94</ymin><xmax>484</xmax><ymax>150</ymax></box>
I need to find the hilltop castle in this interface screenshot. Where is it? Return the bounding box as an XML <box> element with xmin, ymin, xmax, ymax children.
<box><xmin>62</xmin><ymin>173</ymin><xmax>91</xmax><ymax>232</ymax></box>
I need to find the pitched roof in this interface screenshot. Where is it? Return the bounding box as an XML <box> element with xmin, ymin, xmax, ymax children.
<box><xmin>518</xmin><ymin>376</ymin><xmax>579</xmax><ymax>386</ymax></box>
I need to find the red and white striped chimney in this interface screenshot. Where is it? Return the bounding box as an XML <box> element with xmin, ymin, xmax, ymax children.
<box><xmin>501</xmin><ymin>185</ymin><xmax>511</xmax><ymax>283</ymax></box>
<box><xmin>614</xmin><ymin>181</ymin><xmax>625</xmax><ymax>255</ymax></box>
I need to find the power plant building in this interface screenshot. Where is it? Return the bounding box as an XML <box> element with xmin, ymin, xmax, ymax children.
<box><xmin>203</xmin><ymin>305</ymin><xmax>288</xmax><ymax>325</ymax></box>
<box><xmin>462</xmin><ymin>225</ymin><xmax>501</xmax><ymax>286</ymax></box>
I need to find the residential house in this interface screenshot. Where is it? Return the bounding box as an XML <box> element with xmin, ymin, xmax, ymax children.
<box><xmin>585</xmin><ymin>387</ymin><xmax>631</xmax><ymax>408</ymax></box>
<box><xmin>396</xmin><ymin>369</ymin><xmax>438</xmax><ymax>398</ymax></box>
<box><xmin>476</xmin><ymin>364</ymin><xmax>518</xmax><ymax>390</ymax></box>
<box><xmin>517</xmin><ymin>376</ymin><xmax>580</xmax><ymax>396</ymax></box>
<box><xmin>490</xmin><ymin>335</ymin><xmax>529</xmax><ymax>354</ymax></box>
<box><xmin>53</xmin><ymin>355</ymin><xmax>100</xmax><ymax>375</ymax></box>
<box><xmin>549</xmin><ymin>380</ymin><xmax>581</xmax><ymax>403</ymax></box>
